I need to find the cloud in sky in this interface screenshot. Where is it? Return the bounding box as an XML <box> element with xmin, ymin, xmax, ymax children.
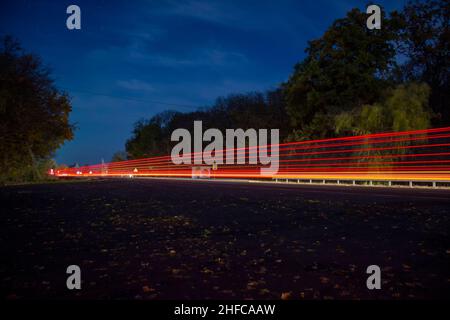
<box><xmin>128</xmin><ymin>48</ymin><xmax>248</xmax><ymax>68</ymax></box>
<box><xmin>116</xmin><ymin>79</ymin><xmax>155</xmax><ymax>92</ymax></box>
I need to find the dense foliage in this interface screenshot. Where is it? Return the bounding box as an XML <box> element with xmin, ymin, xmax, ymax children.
<box><xmin>0</xmin><ymin>37</ymin><xmax>74</xmax><ymax>183</ymax></box>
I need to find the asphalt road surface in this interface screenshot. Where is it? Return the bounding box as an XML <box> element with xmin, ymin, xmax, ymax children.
<box><xmin>1</xmin><ymin>178</ymin><xmax>449</xmax><ymax>299</ymax></box>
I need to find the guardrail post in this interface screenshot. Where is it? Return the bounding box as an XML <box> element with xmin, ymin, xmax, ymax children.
<box><xmin>409</xmin><ymin>181</ymin><xmax>413</xmax><ymax>187</ymax></box>
<box><xmin>388</xmin><ymin>181</ymin><xmax>392</xmax><ymax>187</ymax></box>
<box><xmin>310</xmin><ymin>179</ymin><xmax>313</xmax><ymax>184</ymax></box>
<box><xmin>353</xmin><ymin>180</ymin><xmax>356</xmax><ymax>185</ymax></box>
<box><xmin>433</xmin><ymin>181</ymin><xmax>436</xmax><ymax>188</ymax></box>
<box><xmin>323</xmin><ymin>179</ymin><xmax>326</xmax><ymax>184</ymax></box>
<box><xmin>337</xmin><ymin>180</ymin><xmax>340</xmax><ymax>184</ymax></box>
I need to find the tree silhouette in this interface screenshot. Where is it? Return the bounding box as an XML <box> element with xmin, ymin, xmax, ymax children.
<box><xmin>0</xmin><ymin>36</ymin><xmax>74</xmax><ymax>182</ymax></box>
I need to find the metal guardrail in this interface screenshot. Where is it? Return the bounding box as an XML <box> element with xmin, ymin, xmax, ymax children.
<box><xmin>273</xmin><ymin>178</ymin><xmax>450</xmax><ymax>188</ymax></box>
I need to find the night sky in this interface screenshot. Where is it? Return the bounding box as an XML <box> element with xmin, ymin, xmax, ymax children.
<box><xmin>1</xmin><ymin>0</ymin><xmax>406</xmax><ymax>165</ymax></box>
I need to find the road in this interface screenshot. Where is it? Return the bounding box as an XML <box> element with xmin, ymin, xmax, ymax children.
<box><xmin>1</xmin><ymin>178</ymin><xmax>449</xmax><ymax>299</ymax></box>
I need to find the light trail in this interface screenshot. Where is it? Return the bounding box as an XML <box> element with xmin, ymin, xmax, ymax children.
<box><xmin>53</xmin><ymin>126</ymin><xmax>450</xmax><ymax>184</ymax></box>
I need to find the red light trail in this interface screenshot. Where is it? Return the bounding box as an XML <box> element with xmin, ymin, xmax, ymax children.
<box><xmin>53</xmin><ymin>127</ymin><xmax>450</xmax><ymax>184</ymax></box>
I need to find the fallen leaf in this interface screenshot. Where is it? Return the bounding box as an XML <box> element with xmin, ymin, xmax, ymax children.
<box><xmin>281</xmin><ymin>292</ymin><xmax>292</xmax><ymax>300</ymax></box>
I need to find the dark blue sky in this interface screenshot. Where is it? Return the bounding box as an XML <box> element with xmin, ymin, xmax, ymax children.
<box><xmin>1</xmin><ymin>0</ymin><xmax>406</xmax><ymax>165</ymax></box>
